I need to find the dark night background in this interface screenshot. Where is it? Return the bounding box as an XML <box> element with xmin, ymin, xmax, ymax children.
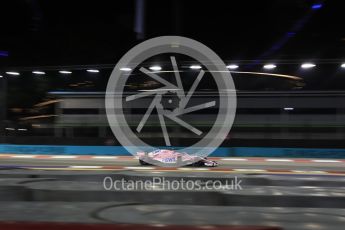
<box><xmin>1</xmin><ymin>0</ymin><xmax>345</xmax><ymax>110</ymax></box>
<box><xmin>1</xmin><ymin>0</ymin><xmax>345</xmax><ymax>66</ymax></box>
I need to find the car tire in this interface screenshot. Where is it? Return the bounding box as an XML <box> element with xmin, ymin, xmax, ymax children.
<box><xmin>139</xmin><ymin>159</ymin><xmax>150</xmax><ymax>165</ymax></box>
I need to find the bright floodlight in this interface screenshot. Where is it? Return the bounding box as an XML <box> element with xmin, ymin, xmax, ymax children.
<box><xmin>59</xmin><ymin>70</ymin><xmax>72</xmax><ymax>74</ymax></box>
<box><xmin>190</xmin><ymin>65</ymin><xmax>202</xmax><ymax>69</ymax></box>
<box><xmin>86</xmin><ymin>69</ymin><xmax>99</xmax><ymax>73</ymax></box>
<box><xmin>301</xmin><ymin>63</ymin><xmax>316</xmax><ymax>69</ymax></box>
<box><xmin>227</xmin><ymin>64</ymin><xmax>239</xmax><ymax>69</ymax></box>
<box><xmin>284</xmin><ymin>107</ymin><xmax>294</xmax><ymax>111</ymax></box>
<box><xmin>0</xmin><ymin>75</ymin><xmax>3</xmax><ymax>78</ymax></box>
<box><xmin>341</xmin><ymin>63</ymin><xmax>345</xmax><ymax>68</ymax></box>
<box><xmin>6</xmin><ymin>71</ymin><xmax>20</xmax><ymax>76</ymax></box>
<box><xmin>120</xmin><ymin>67</ymin><xmax>132</xmax><ymax>72</ymax></box>
<box><xmin>32</xmin><ymin>71</ymin><xmax>46</xmax><ymax>75</ymax></box>
<box><xmin>263</xmin><ymin>64</ymin><xmax>277</xmax><ymax>69</ymax></box>
<box><xmin>149</xmin><ymin>66</ymin><xmax>162</xmax><ymax>71</ymax></box>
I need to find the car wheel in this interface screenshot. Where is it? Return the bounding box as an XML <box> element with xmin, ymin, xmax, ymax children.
<box><xmin>139</xmin><ymin>159</ymin><xmax>150</xmax><ymax>165</ymax></box>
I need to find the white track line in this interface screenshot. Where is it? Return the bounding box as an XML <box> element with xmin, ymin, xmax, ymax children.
<box><xmin>177</xmin><ymin>168</ymin><xmax>193</xmax><ymax>171</ymax></box>
<box><xmin>233</xmin><ymin>169</ymin><xmax>266</xmax><ymax>172</ymax></box>
<box><xmin>309</xmin><ymin>171</ymin><xmax>327</xmax><ymax>174</ymax></box>
<box><xmin>292</xmin><ymin>170</ymin><xmax>326</xmax><ymax>174</ymax></box>
<box><xmin>265</xmin><ymin>159</ymin><xmax>294</xmax><ymax>162</ymax></box>
<box><xmin>312</xmin><ymin>159</ymin><xmax>342</xmax><ymax>163</ymax></box>
<box><xmin>178</xmin><ymin>168</ymin><xmax>210</xmax><ymax>171</ymax></box>
<box><xmin>92</xmin><ymin>156</ymin><xmax>118</xmax><ymax>159</ymax></box>
<box><xmin>11</xmin><ymin>155</ymin><xmax>36</xmax><ymax>158</ymax></box>
<box><xmin>51</xmin><ymin>155</ymin><xmax>77</xmax><ymax>159</ymax></box>
<box><xmin>221</xmin><ymin>158</ymin><xmax>248</xmax><ymax>161</ymax></box>
<box><xmin>69</xmin><ymin>166</ymin><xmax>103</xmax><ymax>169</ymax></box>
<box><xmin>125</xmin><ymin>166</ymin><xmax>155</xmax><ymax>170</ymax></box>
<box><xmin>292</xmin><ymin>170</ymin><xmax>308</xmax><ymax>173</ymax></box>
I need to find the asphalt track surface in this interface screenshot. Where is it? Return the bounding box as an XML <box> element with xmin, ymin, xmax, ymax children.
<box><xmin>2</xmin><ymin>154</ymin><xmax>345</xmax><ymax>229</ymax></box>
<box><xmin>1</xmin><ymin>155</ymin><xmax>345</xmax><ymax>176</ymax></box>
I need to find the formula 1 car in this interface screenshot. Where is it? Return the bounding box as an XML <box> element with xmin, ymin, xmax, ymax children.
<box><xmin>137</xmin><ymin>149</ymin><xmax>218</xmax><ymax>167</ymax></box>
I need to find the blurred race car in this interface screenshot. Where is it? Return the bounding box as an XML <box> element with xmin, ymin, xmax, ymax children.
<box><xmin>137</xmin><ymin>149</ymin><xmax>218</xmax><ymax>167</ymax></box>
